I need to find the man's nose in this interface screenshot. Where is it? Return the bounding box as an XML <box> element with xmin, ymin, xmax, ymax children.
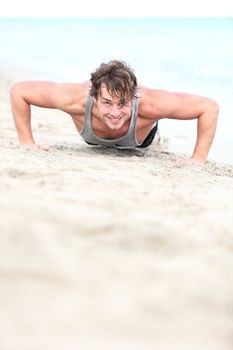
<box><xmin>110</xmin><ymin>104</ymin><xmax>121</xmax><ymax>116</ymax></box>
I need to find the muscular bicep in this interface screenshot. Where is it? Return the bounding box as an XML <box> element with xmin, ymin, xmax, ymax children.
<box><xmin>164</xmin><ymin>91</ymin><xmax>214</xmax><ymax>120</ymax></box>
<box><xmin>10</xmin><ymin>81</ymin><xmax>76</xmax><ymax>111</ymax></box>
<box><xmin>140</xmin><ymin>88</ymin><xmax>216</xmax><ymax>121</ymax></box>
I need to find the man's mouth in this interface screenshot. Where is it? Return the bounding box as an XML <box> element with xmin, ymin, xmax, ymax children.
<box><xmin>108</xmin><ymin>116</ymin><xmax>122</xmax><ymax>124</ymax></box>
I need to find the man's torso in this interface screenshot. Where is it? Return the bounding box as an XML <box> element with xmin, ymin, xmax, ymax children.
<box><xmin>67</xmin><ymin>83</ymin><xmax>159</xmax><ymax>144</ymax></box>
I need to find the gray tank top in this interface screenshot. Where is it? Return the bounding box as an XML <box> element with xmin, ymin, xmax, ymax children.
<box><xmin>80</xmin><ymin>94</ymin><xmax>141</xmax><ymax>149</ymax></box>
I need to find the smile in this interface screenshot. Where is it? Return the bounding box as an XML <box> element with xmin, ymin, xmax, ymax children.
<box><xmin>108</xmin><ymin>116</ymin><xmax>122</xmax><ymax>124</ymax></box>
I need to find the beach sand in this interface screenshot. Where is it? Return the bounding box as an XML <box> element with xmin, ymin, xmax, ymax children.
<box><xmin>0</xmin><ymin>71</ymin><xmax>233</xmax><ymax>350</ymax></box>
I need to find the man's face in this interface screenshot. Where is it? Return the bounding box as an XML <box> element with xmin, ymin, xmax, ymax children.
<box><xmin>94</xmin><ymin>85</ymin><xmax>132</xmax><ymax>131</ymax></box>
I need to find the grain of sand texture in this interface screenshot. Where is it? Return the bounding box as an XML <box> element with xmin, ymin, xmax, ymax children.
<box><xmin>0</xmin><ymin>72</ymin><xmax>233</xmax><ymax>350</ymax></box>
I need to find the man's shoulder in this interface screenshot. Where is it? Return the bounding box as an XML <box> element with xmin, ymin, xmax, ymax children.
<box><xmin>138</xmin><ymin>86</ymin><xmax>171</xmax><ymax>98</ymax></box>
<box><xmin>138</xmin><ymin>87</ymin><xmax>174</xmax><ymax>119</ymax></box>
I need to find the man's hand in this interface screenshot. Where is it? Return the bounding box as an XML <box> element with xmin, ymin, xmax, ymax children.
<box><xmin>19</xmin><ymin>143</ymin><xmax>50</xmax><ymax>151</ymax></box>
<box><xmin>175</xmin><ymin>157</ymin><xmax>204</xmax><ymax>167</ymax></box>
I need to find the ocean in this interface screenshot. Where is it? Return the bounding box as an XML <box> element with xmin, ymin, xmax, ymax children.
<box><xmin>0</xmin><ymin>18</ymin><xmax>232</xmax><ymax>163</ymax></box>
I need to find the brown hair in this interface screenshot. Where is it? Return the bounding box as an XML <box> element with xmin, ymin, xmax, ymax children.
<box><xmin>90</xmin><ymin>60</ymin><xmax>138</xmax><ymax>103</ymax></box>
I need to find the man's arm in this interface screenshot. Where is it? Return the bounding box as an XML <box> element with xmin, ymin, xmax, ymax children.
<box><xmin>140</xmin><ymin>88</ymin><xmax>219</xmax><ymax>163</ymax></box>
<box><xmin>10</xmin><ymin>81</ymin><xmax>83</xmax><ymax>147</ymax></box>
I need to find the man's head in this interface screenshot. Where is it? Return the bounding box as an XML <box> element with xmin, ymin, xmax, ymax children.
<box><xmin>90</xmin><ymin>60</ymin><xmax>138</xmax><ymax>104</ymax></box>
<box><xmin>89</xmin><ymin>60</ymin><xmax>138</xmax><ymax>131</ymax></box>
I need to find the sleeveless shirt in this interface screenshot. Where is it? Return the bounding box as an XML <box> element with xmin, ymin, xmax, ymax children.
<box><xmin>80</xmin><ymin>94</ymin><xmax>157</xmax><ymax>149</ymax></box>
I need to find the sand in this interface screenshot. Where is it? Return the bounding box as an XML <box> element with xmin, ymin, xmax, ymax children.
<box><xmin>0</xmin><ymin>71</ymin><xmax>233</xmax><ymax>350</ymax></box>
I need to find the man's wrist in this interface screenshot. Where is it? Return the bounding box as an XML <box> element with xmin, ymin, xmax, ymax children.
<box><xmin>191</xmin><ymin>155</ymin><xmax>206</xmax><ymax>164</ymax></box>
<box><xmin>191</xmin><ymin>150</ymin><xmax>207</xmax><ymax>163</ymax></box>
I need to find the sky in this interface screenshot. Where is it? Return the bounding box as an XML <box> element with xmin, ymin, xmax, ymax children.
<box><xmin>0</xmin><ymin>0</ymin><xmax>233</xmax><ymax>17</ymax></box>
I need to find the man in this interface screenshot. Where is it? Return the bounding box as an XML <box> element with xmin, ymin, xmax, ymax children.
<box><xmin>10</xmin><ymin>60</ymin><xmax>219</xmax><ymax>165</ymax></box>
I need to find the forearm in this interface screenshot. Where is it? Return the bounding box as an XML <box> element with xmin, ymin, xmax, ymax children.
<box><xmin>192</xmin><ymin>103</ymin><xmax>219</xmax><ymax>162</ymax></box>
<box><xmin>10</xmin><ymin>86</ymin><xmax>35</xmax><ymax>144</ymax></box>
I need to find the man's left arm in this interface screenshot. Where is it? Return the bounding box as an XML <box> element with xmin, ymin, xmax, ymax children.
<box><xmin>141</xmin><ymin>89</ymin><xmax>219</xmax><ymax>164</ymax></box>
<box><xmin>190</xmin><ymin>99</ymin><xmax>219</xmax><ymax>163</ymax></box>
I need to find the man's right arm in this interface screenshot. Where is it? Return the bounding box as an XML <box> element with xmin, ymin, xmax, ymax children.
<box><xmin>10</xmin><ymin>81</ymin><xmax>81</xmax><ymax>147</ymax></box>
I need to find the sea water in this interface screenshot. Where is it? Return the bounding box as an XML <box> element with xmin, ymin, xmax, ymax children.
<box><xmin>0</xmin><ymin>18</ymin><xmax>232</xmax><ymax>163</ymax></box>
